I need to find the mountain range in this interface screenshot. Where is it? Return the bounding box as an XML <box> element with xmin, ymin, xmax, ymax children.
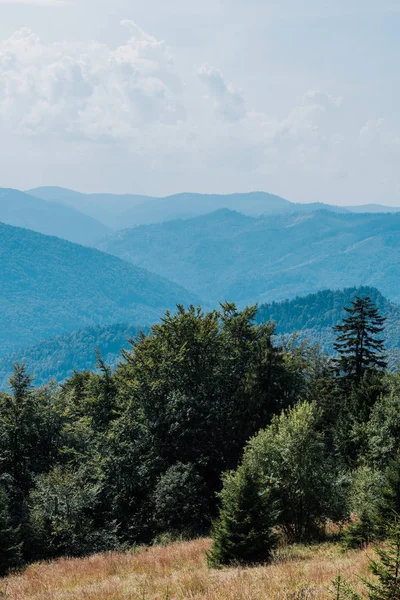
<box><xmin>0</xmin><ymin>188</ymin><xmax>110</xmax><ymax>245</ymax></box>
<box><xmin>0</xmin><ymin>221</ymin><xmax>195</xmax><ymax>356</ymax></box>
<box><xmin>98</xmin><ymin>209</ymin><xmax>400</xmax><ymax>305</ymax></box>
<box><xmin>29</xmin><ymin>186</ymin><xmax>400</xmax><ymax>230</ymax></box>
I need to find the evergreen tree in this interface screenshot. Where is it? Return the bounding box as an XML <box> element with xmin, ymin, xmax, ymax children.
<box><xmin>364</xmin><ymin>516</ymin><xmax>400</xmax><ymax>599</ymax></box>
<box><xmin>333</xmin><ymin>296</ymin><xmax>386</xmax><ymax>386</ymax></box>
<box><xmin>329</xmin><ymin>575</ymin><xmax>361</xmax><ymax>600</ymax></box>
<box><xmin>0</xmin><ymin>486</ymin><xmax>22</xmax><ymax>576</ymax></box>
<box><xmin>208</xmin><ymin>464</ymin><xmax>277</xmax><ymax>568</ymax></box>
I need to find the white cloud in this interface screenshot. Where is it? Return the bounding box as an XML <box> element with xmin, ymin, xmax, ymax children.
<box><xmin>198</xmin><ymin>63</ymin><xmax>246</xmax><ymax>122</ymax></box>
<box><xmin>1</xmin><ymin>19</ymin><xmax>398</xmax><ymax>205</ymax></box>
<box><xmin>0</xmin><ymin>22</ymin><xmax>184</xmax><ymax>140</ymax></box>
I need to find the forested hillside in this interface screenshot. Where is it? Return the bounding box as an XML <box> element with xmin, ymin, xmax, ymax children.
<box><xmin>99</xmin><ymin>209</ymin><xmax>400</xmax><ymax>304</ymax></box>
<box><xmin>0</xmin><ymin>323</ymin><xmax>143</xmax><ymax>388</ymax></box>
<box><xmin>0</xmin><ymin>222</ymin><xmax>195</xmax><ymax>355</ymax></box>
<box><xmin>258</xmin><ymin>286</ymin><xmax>400</xmax><ymax>356</ymax></box>
<box><xmin>0</xmin><ymin>189</ymin><xmax>110</xmax><ymax>245</ymax></box>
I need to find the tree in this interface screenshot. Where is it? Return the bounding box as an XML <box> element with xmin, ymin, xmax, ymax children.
<box><xmin>333</xmin><ymin>296</ymin><xmax>386</xmax><ymax>387</ymax></box>
<box><xmin>113</xmin><ymin>303</ymin><xmax>293</xmax><ymax>539</ymax></box>
<box><xmin>364</xmin><ymin>517</ymin><xmax>400</xmax><ymax>600</ymax></box>
<box><xmin>208</xmin><ymin>464</ymin><xmax>277</xmax><ymax>568</ymax></box>
<box><xmin>153</xmin><ymin>463</ymin><xmax>209</xmax><ymax>538</ymax></box>
<box><xmin>0</xmin><ymin>485</ymin><xmax>22</xmax><ymax>576</ymax></box>
<box><xmin>245</xmin><ymin>403</ymin><xmax>347</xmax><ymax>542</ymax></box>
<box><xmin>332</xmin><ymin>517</ymin><xmax>400</xmax><ymax>600</ymax></box>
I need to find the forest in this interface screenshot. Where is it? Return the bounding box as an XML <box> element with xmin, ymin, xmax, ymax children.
<box><xmin>1</xmin><ymin>295</ymin><xmax>399</xmax><ymax>596</ymax></box>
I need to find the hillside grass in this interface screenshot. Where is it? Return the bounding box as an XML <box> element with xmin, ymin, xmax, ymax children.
<box><xmin>0</xmin><ymin>539</ymin><xmax>373</xmax><ymax>600</ymax></box>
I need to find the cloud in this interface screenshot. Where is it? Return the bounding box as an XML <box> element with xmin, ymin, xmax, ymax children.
<box><xmin>198</xmin><ymin>63</ymin><xmax>246</xmax><ymax>122</ymax></box>
<box><xmin>0</xmin><ymin>22</ymin><xmax>184</xmax><ymax>140</ymax></box>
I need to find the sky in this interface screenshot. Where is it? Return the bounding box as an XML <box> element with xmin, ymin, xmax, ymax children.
<box><xmin>0</xmin><ymin>0</ymin><xmax>399</xmax><ymax>204</ymax></box>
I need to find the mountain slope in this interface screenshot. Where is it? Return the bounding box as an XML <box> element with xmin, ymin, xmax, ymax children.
<box><xmin>28</xmin><ymin>186</ymin><xmax>155</xmax><ymax>229</ymax></box>
<box><xmin>98</xmin><ymin>210</ymin><xmax>400</xmax><ymax>305</ymax></box>
<box><xmin>0</xmin><ymin>322</ymin><xmax>143</xmax><ymax>388</ymax></box>
<box><xmin>0</xmin><ymin>188</ymin><xmax>110</xmax><ymax>245</ymax></box>
<box><xmin>29</xmin><ymin>187</ymin><xmax>347</xmax><ymax>228</ymax></box>
<box><xmin>257</xmin><ymin>286</ymin><xmax>400</xmax><ymax>368</ymax></box>
<box><xmin>0</xmin><ymin>222</ymin><xmax>196</xmax><ymax>355</ymax></box>
<box><xmin>257</xmin><ymin>286</ymin><xmax>400</xmax><ymax>351</ymax></box>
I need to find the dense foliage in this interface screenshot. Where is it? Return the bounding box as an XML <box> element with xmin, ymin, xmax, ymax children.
<box><xmin>0</xmin><ymin>296</ymin><xmax>397</xmax><ymax>575</ymax></box>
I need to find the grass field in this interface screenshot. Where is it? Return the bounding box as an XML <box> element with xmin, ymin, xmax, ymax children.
<box><xmin>0</xmin><ymin>539</ymin><xmax>372</xmax><ymax>600</ymax></box>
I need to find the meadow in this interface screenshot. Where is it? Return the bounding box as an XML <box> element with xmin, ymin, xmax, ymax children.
<box><xmin>0</xmin><ymin>539</ymin><xmax>372</xmax><ymax>600</ymax></box>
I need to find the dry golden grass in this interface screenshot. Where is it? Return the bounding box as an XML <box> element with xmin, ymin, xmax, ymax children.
<box><xmin>0</xmin><ymin>539</ymin><xmax>372</xmax><ymax>600</ymax></box>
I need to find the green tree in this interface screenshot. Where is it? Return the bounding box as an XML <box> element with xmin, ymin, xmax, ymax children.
<box><xmin>333</xmin><ymin>296</ymin><xmax>386</xmax><ymax>387</ymax></box>
<box><xmin>364</xmin><ymin>517</ymin><xmax>400</xmax><ymax>599</ymax></box>
<box><xmin>153</xmin><ymin>463</ymin><xmax>209</xmax><ymax>538</ymax></box>
<box><xmin>245</xmin><ymin>403</ymin><xmax>347</xmax><ymax>542</ymax></box>
<box><xmin>111</xmin><ymin>303</ymin><xmax>293</xmax><ymax>540</ymax></box>
<box><xmin>208</xmin><ymin>464</ymin><xmax>277</xmax><ymax>568</ymax></box>
<box><xmin>0</xmin><ymin>485</ymin><xmax>22</xmax><ymax>576</ymax></box>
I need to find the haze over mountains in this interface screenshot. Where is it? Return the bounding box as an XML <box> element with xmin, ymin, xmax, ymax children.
<box><xmin>28</xmin><ymin>186</ymin><xmax>400</xmax><ymax>230</ymax></box>
<box><xmin>0</xmin><ymin>221</ymin><xmax>195</xmax><ymax>356</ymax></box>
<box><xmin>99</xmin><ymin>209</ymin><xmax>400</xmax><ymax>305</ymax></box>
<box><xmin>0</xmin><ymin>188</ymin><xmax>110</xmax><ymax>245</ymax></box>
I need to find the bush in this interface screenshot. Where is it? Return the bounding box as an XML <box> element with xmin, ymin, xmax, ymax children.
<box><xmin>246</xmin><ymin>402</ymin><xmax>348</xmax><ymax>542</ymax></box>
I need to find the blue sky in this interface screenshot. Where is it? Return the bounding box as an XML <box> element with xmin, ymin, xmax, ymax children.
<box><xmin>0</xmin><ymin>0</ymin><xmax>399</xmax><ymax>205</ymax></box>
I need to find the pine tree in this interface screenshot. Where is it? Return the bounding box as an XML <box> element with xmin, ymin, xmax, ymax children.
<box><xmin>364</xmin><ymin>517</ymin><xmax>400</xmax><ymax>600</ymax></box>
<box><xmin>333</xmin><ymin>296</ymin><xmax>386</xmax><ymax>386</ymax></box>
<box><xmin>329</xmin><ymin>574</ymin><xmax>361</xmax><ymax>600</ymax></box>
<box><xmin>208</xmin><ymin>464</ymin><xmax>277</xmax><ymax>568</ymax></box>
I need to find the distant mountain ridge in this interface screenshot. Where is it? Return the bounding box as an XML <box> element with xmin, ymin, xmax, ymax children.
<box><xmin>0</xmin><ymin>221</ymin><xmax>196</xmax><ymax>355</ymax></box>
<box><xmin>28</xmin><ymin>186</ymin><xmax>400</xmax><ymax>229</ymax></box>
<box><xmin>28</xmin><ymin>186</ymin><xmax>155</xmax><ymax>229</ymax></box>
<box><xmin>0</xmin><ymin>188</ymin><xmax>110</xmax><ymax>245</ymax></box>
<box><xmin>29</xmin><ymin>187</ymin><xmax>347</xmax><ymax>228</ymax></box>
<box><xmin>98</xmin><ymin>209</ymin><xmax>400</xmax><ymax>305</ymax></box>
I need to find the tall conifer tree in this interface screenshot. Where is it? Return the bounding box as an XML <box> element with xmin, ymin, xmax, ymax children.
<box><xmin>333</xmin><ymin>296</ymin><xmax>386</xmax><ymax>385</ymax></box>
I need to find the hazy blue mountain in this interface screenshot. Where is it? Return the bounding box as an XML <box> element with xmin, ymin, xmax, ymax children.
<box><xmin>119</xmin><ymin>191</ymin><xmax>328</xmax><ymax>224</ymax></box>
<box><xmin>0</xmin><ymin>322</ymin><xmax>143</xmax><ymax>389</ymax></box>
<box><xmin>99</xmin><ymin>209</ymin><xmax>400</xmax><ymax>305</ymax></box>
<box><xmin>29</xmin><ymin>187</ymin><xmax>348</xmax><ymax>228</ymax></box>
<box><xmin>347</xmin><ymin>204</ymin><xmax>400</xmax><ymax>213</ymax></box>
<box><xmin>0</xmin><ymin>222</ymin><xmax>196</xmax><ymax>355</ymax></box>
<box><xmin>28</xmin><ymin>186</ymin><xmax>400</xmax><ymax>229</ymax></box>
<box><xmin>0</xmin><ymin>188</ymin><xmax>110</xmax><ymax>245</ymax></box>
<box><xmin>28</xmin><ymin>186</ymin><xmax>155</xmax><ymax>229</ymax></box>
